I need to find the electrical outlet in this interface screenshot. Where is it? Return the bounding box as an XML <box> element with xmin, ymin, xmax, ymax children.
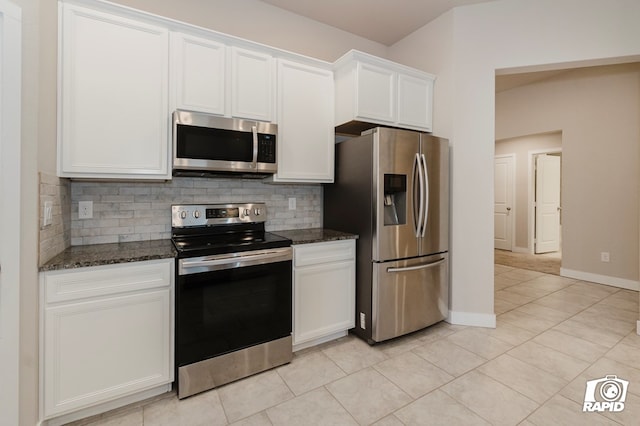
<box><xmin>601</xmin><ymin>252</ymin><xmax>610</xmax><ymax>263</ymax></box>
<box><xmin>43</xmin><ymin>201</ymin><xmax>53</xmax><ymax>226</ymax></box>
<box><xmin>78</xmin><ymin>201</ymin><xmax>93</xmax><ymax>219</ymax></box>
<box><xmin>288</xmin><ymin>197</ymin><xmax>296</xmax><ymax>210</ymax></box>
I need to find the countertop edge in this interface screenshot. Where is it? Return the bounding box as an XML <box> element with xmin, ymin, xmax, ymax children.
<box><xmin>39</xmin><ymin>240</ymin><xmax>177</xmax><ymax>273</ymax></box>
<box><xmin>272</xmin><ymin>228</ymin><xmax>359</xmax><ymax>246</ymax></box>
<box><xmin>39</xmin><ymin>228</ymin><xmax>359</xmax><ymax>272</ymax></box>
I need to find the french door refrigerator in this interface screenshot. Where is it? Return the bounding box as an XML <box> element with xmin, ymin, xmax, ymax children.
<box><xmin>324</xmin><ymin>127</ymin><xmax>449</xmax><ymax>343</ymax></box>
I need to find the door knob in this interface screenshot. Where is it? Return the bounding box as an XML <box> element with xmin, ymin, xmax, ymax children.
<box><xmin>506</xmin><ymin>207</ymin><xmax>511</xmax><ymax>211</ymax></box>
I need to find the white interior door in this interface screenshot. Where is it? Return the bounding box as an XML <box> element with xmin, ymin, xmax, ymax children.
<box><xmin>494</xmin><ymin>155</ymin><xmax>514</xmax><ymax>250</ymax></box>
<box><xmin>0</xmin><ymin>1</ymin><xmax>22</xmax><ymax>424</ymax></box>
<box><xmin>535</xmin><ymin>154</ymin><xmax>561</xmax><ymax>253</ymax></box>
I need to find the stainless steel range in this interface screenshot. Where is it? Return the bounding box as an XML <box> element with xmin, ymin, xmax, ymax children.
<box><xmin>171</xmin><ymin>203</ymin><xmax>292</xmax><ymax>399</ymax></box>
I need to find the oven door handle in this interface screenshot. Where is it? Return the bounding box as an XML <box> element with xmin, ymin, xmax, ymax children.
<box><xmin>179</xmin><ymin>247</ymin><xmax>292</xmax><ymax>275</ymax></box>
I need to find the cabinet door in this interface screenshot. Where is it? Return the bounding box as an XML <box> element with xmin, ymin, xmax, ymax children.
<box><xmin>230</xmin><ymin>47</ymin><xmax>273</xmax><ymax>122</ymax></box>
<box><xmin>273</xmin><ymin>59</ymin><xmax>334</xmax><ymax>183</ymax></box>
<box><xmin>294</xmin><ymin>260</ymin><xmax>355</xmax><ymax>345</ymax></box>
<box><xmin>397</xmin><ymin>73</ymin><xmax>433</xmax><ymax>131</ymax></box>
<box><xmin>171</xmin><ymin>33</ymin><xmax>226</xmax><ymax>115</ymax></box>
<box><xmin>43</xmin><ymin>289</ymin><xmax>172</xmax><ymax>418</ymax></box>
<box><xmin>356</xmin><ymin>61</ymin><xmax>396</xmax><ymax>123</ymax></box>
<box><xmin>58</xmin><ymin>4</ymin><xmax>170</xmax><ymax>179</ymax></box>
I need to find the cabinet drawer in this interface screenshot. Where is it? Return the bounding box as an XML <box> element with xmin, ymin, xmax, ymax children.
<box><xmin>43</xmin><ymin>259</ymin><xmax>173</xmax><ymax>304</ymax></box>
<box><xmin>294</xmin><ymin>240</ymin><xmax>355</xmax><ymax>268</ymax></box>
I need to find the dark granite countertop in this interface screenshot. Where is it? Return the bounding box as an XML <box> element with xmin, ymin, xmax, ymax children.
<box><xmin>40</xmin><ymin>239</ymin><xmax>177</xmax><ymax>272</ymax></box>
<box><xmin>272</xmin><ymin>228</ymin><xmax>358</xmax><ymax>245</ymax></box>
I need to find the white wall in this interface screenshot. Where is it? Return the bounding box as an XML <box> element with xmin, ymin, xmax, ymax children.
<box><xmin>11</xmin><ymin>0</ymin><xmax>46</xmax><ymax>424</ymax></box>
<box><xmin>390</xmin><ymin>0</ymin><xmax>640</xmax><ymax>327</ymax></box>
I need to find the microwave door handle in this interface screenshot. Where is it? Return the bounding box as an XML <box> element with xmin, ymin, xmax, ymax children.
<box><xmin>421</xmin><ymin>153</ymin><xmax>429</xmax><ymax>238</ymax></box>
<box><xmin>252</xmin><ymin>125</ymin><xmax>258</xmax><ymax>168</ymax></box>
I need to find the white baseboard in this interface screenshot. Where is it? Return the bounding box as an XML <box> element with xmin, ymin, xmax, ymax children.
<box><xmin>637</xmin><ymin>321</ymin><xmax>640</xmax><ymax>336</ymax></box>
<box><xmin>448</xmin><ymin>310</ymin><xmax>496</xmax><ymax>328</ymax></box>
<box><xmin>293</xmin><ymin>330</ymin><xmax>348</xmax><ymax>352</ymax></box>
<box><xmin>560</xmin><ymin>268</ymin><xmax>640</xmax><ymax>291</ymax></box>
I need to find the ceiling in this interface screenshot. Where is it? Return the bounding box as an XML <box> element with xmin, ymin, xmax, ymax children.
<box><xmin>258</xmin><ymin>0</ymin><xmax>497</xmax><ymax>46</ymax></box>
<box><xmin>257</xmin><ymin>0</ymin><xmax>608</xmax><ymax>92</ymax></box>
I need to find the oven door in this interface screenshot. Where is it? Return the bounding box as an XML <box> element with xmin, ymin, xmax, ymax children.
<box><xmin>176</xmin><ymin>248</ymin><xmax>292</xmax><ymax>368</ymax></box>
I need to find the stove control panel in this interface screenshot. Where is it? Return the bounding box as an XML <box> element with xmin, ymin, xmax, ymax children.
<box><xmin>172</xmin><ymin>203</ymin><xmax>267</xmax><ymax>228</ymax></box>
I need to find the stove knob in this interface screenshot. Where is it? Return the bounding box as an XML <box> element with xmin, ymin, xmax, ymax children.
<box><xmin>180</xmin><ymin>211</ymin><xmax>187</xmax><ymax>219</ymax></box>
<box><xmin>244</xmin><ymin>208</ymin><xmax>251</xmax><ymax>217</ymax></box>
<box><xmin>254</xmin><ymin>208</ymin><xmax>262</xmax><ymax>216</ymax></box>
<box><xmin>193</xmin><ymin>210</ymin><xmax>200</xmax><ymax>219</ymax></box>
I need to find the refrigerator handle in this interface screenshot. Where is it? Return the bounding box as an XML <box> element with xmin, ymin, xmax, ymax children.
<box><xmin>387</xmin><ymin>257</ymin><xmax>446</xmax><ymax>273</ymax></box>
<box><xmin>415</xmin><ymin>153</ymin><xmax>425</xmax><ymax>238</ymax></box>
<box><xmin>421</xmin><ymin>153</ymin><xmax>429</xmax><ymax>238</ymax></box>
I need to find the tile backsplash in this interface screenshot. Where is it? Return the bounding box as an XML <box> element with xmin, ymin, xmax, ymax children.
<box><xmin>39</xmin><ymin>173</ymin><xmax>72</xmax><ymax>265</ymax></box>
<box><xmin>71</xmin><ymin>177</ymin><xmax>323</xmax><ymax>246</ymax></box>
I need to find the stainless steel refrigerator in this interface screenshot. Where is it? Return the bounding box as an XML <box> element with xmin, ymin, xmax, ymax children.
<box><xmin>324</xmin><ymin>127</ymin><xmax>449</xmax><ymax>343</ymax></box>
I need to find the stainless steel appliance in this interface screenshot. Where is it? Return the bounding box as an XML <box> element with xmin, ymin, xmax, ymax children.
<box><xmin>173</xmin><ymin>110</ymin><xmax>277</xmax><ymax>177</ymax></box>
<box><xmin>172</xmin><ymin>203</ymin><xmax>292</xmax><ymax>399</ymax></box>
<box><xmin>324</xmin><ymin>127</ymin><xmax>449</xmax><ymax>343</ymax></box>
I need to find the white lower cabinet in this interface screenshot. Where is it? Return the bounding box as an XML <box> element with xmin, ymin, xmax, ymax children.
<box><xmin>293</xmin><ymin>240</ymin><xmax>355</xmax><ymax>350</ymax></box>
<box><xmin>40</xmin><ymin>259</ymin><xmax>174</xmax><ymax>422</ymax></box>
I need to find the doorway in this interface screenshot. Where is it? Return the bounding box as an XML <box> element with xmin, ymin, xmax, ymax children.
<box><xmin>494</xmin><ymin>133</ymin><xmax>562</xmax><ymax>275</ymax></box>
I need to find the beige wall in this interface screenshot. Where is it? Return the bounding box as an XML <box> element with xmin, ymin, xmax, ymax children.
<box><xmin>13</xmin><ymin>0</ymin><xmax>48</xmax><ymax>424</ymax></box>
<box><xmin>495</xmin><ymin>132</ymin><xmax>562</xmax><ymax>250</ymax></box>
<box><xmin>496</xmin><ymin>64</ymin><xmax>640</xmax><ymax>282</ymax></box>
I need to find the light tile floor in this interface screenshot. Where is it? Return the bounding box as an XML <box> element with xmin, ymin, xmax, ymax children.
<box><xmin>74</xmin><ymin>265</ymin><xmax>640</xmax><ymax>425</ymax></box>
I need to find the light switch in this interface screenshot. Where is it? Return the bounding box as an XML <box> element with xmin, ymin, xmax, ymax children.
<box><xmin>43</xmin><ymin>201</ymin><xmax>53</xmax><ymax>226</ymax></box>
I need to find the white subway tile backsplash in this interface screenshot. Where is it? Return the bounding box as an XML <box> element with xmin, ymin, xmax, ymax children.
<box><xmin>71</xmin><ymin>177</ymin><xmax>323</xmax><ymax>245</ymax></box>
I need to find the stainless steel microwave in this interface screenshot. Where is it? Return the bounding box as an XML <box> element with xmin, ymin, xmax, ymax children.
<box><xmin>173</xmin><ymin>110</ymin><xmax>277</xmax><ymax>177</ymax></box>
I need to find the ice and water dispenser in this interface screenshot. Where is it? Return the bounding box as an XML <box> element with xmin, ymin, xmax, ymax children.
<box><xmin>383</xmin><ymin>174</ymin><xmax>406</xmax><ymax>225</ymax></box>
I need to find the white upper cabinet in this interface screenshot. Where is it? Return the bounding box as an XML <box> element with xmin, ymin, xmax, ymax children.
<box><xmin>334</xmin><ymin>50</ymin><xmax>435</xmax><ymax>133</ymax></box>
<box><xmin>171</xmin><ymin>40</ymin><xmax>275</xmax><ymax>122</ymax></box>
<box><xmin>171</xmin><ymin>33</ymin><xmax>226</xmax><ymax>116</ymax></box>
<box><xmin>272</xmin><ymin>59</ymin><xmax>334</xmax><ymax>183</ymax></box>
<box><xmin>397</xmin><ymin>73</ymin><xmax>433</xmax><ymax>130</ymax></box>
<box><xmin>356</xmin><ymin>61</ymin><xmax>396</xmax><ymax>123</ymax></box>
<box><xmin>230</xmin><ymin>47</ymin><xmax>274</xmax><ymax>122</ymax></box>
<box><xmin>58</xmin><ymin>2</ymin><xmax>170</xmax><ymax>180</ymax></box>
